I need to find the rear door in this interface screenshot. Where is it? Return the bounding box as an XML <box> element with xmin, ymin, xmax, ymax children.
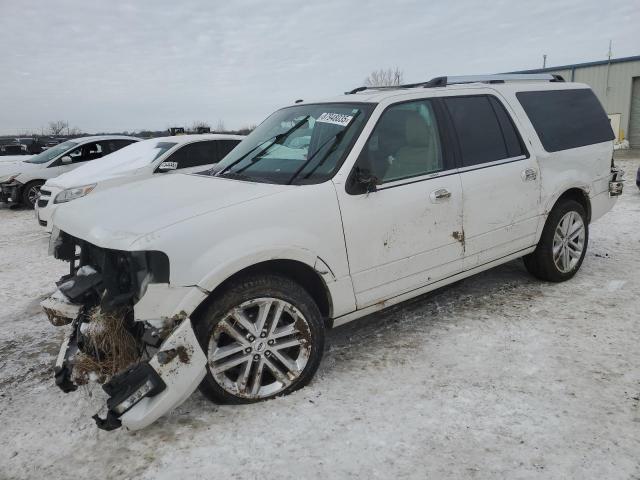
<box><xmin>442</xmin><ymin>94</ymin><xmax>541</xmax><ymax>268</ymax></box>
<box><xmin>336</xmin><ymin>98</ymin><xmax>464</xmax><ymax>308</ymax></box>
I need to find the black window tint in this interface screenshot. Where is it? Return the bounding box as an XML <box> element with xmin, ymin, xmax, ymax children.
<box><xmin>104</xmin><ymin>139</ymin><xmax>136</xmax><ymax>153</ymax></box>
<box><xmin>445</xmin><ymin>96</ymin><xmax>508</xmax><ymax>167</ymax></box>
<box><xmin>217</xmin><ymin>139</ymin><xmax>240</xmax><ymax>160</ymax></box>
<box><xmin>488</xmin><ymin>97</ymin><xmax>525</xmax><ymax>158</ymax></box>
<box><xmin>355</xmin><ymin>99</ymin><xmax>443</xmax><ymax>184</ymax></box>
<box><xmin>68</xmin><ymin>142</ymin><xmax>103</xmax><ymax>163</ymax></box>
<box><xmin>517</xmin><ymin>89</ymin><xmax>614</xmax><ymax>152</ymax></box>
<box><xmin>166</xmin><ymin>141</ymin><xmax>218</xmax><ymax>169</ymax></box>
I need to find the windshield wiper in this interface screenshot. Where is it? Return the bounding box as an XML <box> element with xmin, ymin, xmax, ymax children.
<box><xmin>216</xmin><ymin>115</ymin><xmax>310</xmax><ymax>178</ymax></box>
<box><xmin>287</xmin><ymin>111</ymin><xmax>360</xmax><ymax>185</ymax></box>
<box><xmin>217</xmin><ymin>171</ymin><xmax>277</xmax><ymax>184</ymax></box>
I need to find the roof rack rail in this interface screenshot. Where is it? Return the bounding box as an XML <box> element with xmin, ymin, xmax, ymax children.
<box><xmin>422</xmin><ymin>73</ymin><xmax>565</xmax><ymax>87</ymax></box>
<box><xmin>344</xmin><ymin>73</ymin><xmax>564</xmax><ymax>94</ymax></box>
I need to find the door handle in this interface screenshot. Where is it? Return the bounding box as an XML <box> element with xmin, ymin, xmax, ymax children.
<box><xmin>522</xmin><ymin>168</ymin><xmax>537</xmax><ymax>181</ymax></box>
<box><xmin>430</xmin><ymin>188</ymin><xmax>451</xmax><ymax>203</ymax></box>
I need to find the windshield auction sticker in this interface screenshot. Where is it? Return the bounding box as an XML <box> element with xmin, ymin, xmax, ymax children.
<box><xmin>316</xmin><ymin>112</ymin><xmax>354</xmax><ymax>127</ymax></box>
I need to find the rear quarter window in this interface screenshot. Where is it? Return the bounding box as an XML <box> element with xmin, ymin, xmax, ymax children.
<box><xmin>516</xmin><ymin>89</ymin><xmax>614</xmax><ymax>152</ymax></box>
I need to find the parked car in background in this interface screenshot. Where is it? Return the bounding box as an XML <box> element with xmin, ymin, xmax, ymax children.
<box><xmin>42</xmin><ymin>74</ymin><xmax>622</xmax><ymax>431</ymax></box>
<box><xmin>0</xmin><ymin>143</ymin><xmax>30</xmax><ymax>156</ymax></box>
<box><xmin>636</xmin><ymin>166</ymin><xmax>640</xmax><ymax>190</ymax></box>
<box><xmin>0</xmin><ymin>135</ymin><xmax>139</xmax><ymax>208</ymax></box>
<box><xmin>37</xmin><ymin>134</ymin><xmax>244</xmax><ymax>230</ymax></box>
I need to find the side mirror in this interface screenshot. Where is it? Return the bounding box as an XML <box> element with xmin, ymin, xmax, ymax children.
<box><xmin>60</xmin><ymin>155</ymin><xmax>72</xmax><ymax>164</ymax></box>
<box><xmin>158</xmin><ymin>161</ymin><xmax>178</xmax><ymax>171</ymax></box>
<box><xmin>352</xmin><ymin>167</ymin><xmax>379</xmax><ymax>194</ymax></box>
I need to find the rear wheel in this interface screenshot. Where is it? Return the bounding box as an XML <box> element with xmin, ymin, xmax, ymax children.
<box><xmin>21</xmin><ymin>180</ymin><xmax>44</xmax><ymax>209</ymax></box>
<box><xmin>195</xmin><ymin>274</ymin><xmax>325</xmax><ymax>404</ymax></box>
<box><xmin>524</xmin><ymin>199</ymin><xmax>588</xmax><ymax>282</ymax></box>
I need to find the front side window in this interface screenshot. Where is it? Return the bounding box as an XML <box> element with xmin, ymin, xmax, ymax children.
<box><xmin>207</xmin><ymin>103</ymin><xmax>374</xmax><ymax>184</ymax></box>
<box><xmin>217</xmin><ymin>139</ymin><xmax>241</xmax><ymax>160</ymax></box>
<box><xmin>354</xmin><ymin>99</ymin><xmax>444</xmax><ymax>184</ymax></box>
<box><xmin>164</xmin><ymin>141</ymin><xmax>219</xmax><ymax>169</ymax></box>
<box><xmin>67</xmin><ymin>142</ymin><xmax>103</xmax><ymax>163</ymax></box>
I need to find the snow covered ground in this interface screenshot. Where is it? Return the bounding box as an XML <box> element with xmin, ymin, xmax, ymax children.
<box><xmin>1</xmin><ymin>152</ymin><xmax>639</xmax><ymax>480</ymax></box>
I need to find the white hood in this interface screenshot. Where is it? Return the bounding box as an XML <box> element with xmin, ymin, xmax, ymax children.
<box><xmin>47</xmin><ymin>140</ymin><xmax>163</xmax><ymax>189</ymax></box>
<box><xmin>0</xmin><ymin>155</ymin><xmax>34</xmax><ymax>163</ymax></box>
<box><xmin>0</xmin><ymin>159</ymin><xmax>41</xmax><ymax>177</ymax></box>
<box><xmin>52</xmin><ymin>173</ymin><xmax>290</xmax><ymax>250</ymax></box>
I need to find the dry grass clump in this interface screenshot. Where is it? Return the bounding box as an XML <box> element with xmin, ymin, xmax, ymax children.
<box><xmin>72</xmin><ymin>307</ymin><xmax>141</xmax><ymax>385</ymax></box>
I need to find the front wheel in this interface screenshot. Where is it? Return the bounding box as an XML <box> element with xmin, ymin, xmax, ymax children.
<box><xmin>195</xmin><ymin>274</ymin><xmax>325</xmax><ymax>404</ymax></box>
<box><xmin>524</xmin><ymin>199</ymin><xmax>588</xmax><ymax>282</ymax></box>
<box><xmin>21</xmin><ymin>180</ymin><xmax>44</xmax><ymax>209</ymax></box>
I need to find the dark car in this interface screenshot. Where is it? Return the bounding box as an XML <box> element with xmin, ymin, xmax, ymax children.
<box><xmin>636</xmin><ymin>166</ymin><xmax>640</xmax><ymax>190</ymax></box>
<box><xmin>0</xmin><ymin>144</ymin><xmax>29</xmax><ymax>155</ymax></box>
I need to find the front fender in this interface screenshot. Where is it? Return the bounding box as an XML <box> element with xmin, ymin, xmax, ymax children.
<box><xmin>196</xmin><ymin>244</ymin><xmax>321</xmax><ymax>293</ymax></box>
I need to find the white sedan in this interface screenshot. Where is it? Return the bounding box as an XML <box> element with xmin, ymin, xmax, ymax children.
<box><xmin>36</xmin><ymin>134</ymin><xmax>244</xmax><ymax>231</ymax></box>
<box><xmin>0</xmin><ymin>135</ymin><xmax>139</xmax><ymax>208</ymax></box>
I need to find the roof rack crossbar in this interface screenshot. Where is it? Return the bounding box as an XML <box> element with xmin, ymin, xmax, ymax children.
<box><xmin>344</xmin><ymin>73</ymin><xmax>564</xmax><ymax>94</ymax></box>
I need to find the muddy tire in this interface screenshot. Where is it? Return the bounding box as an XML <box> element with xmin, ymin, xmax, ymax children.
<box><xmin>194</xmin><ymin>273</ymin><xmax>325</xmax><ymax>405</ymax></box>
<box><xmin>524</xmin><ymin>199</ymin><xmax>588</xmax><ymax>282</ymax></box>
<box><xmin>21</xmin><ymin>180</ymin><xmax>44</xmax><ymax>209</ymax></box>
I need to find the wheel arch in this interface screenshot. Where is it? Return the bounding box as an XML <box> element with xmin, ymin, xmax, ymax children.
<box><xmin>191</xmin><ymin>258</ymin><xmax>334</xmax><ymax>326</ymax></box>
<box><xmin>20</xmin><ymin>178</ymin><xmax>45</xmax><ymax>205</ymax></box>
<box><xmin>551</xmin><ymin>187</ymin><xmax>591</xmax><ymax>223</ymax></box>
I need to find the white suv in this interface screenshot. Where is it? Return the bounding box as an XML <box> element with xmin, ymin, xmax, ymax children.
<box><xmin>36</xmin><ymin>134</ymin><xmax>244</xmax><ymax>231</ymax></box>
<box><xmin>42</xmin><ymin>74</ymin><xmax>623</xmax><ymax>430</ymax></box>
<box><xmin>0</xmin><ymin>135</ymin><xmax>139</xmax><ymax>208</ymax></box>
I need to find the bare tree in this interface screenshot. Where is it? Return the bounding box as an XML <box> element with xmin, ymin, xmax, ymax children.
<box><xmin>363</xmin><ymin>68</ymin><xmax>404</xmax><ymax>87</ymax></box>
<box><xmin>67</xmin><ymin>126</ymin><xmax>82</xmax><ymax>136</ymax></box>
<box><xmin>236</xmin><ymin>124</ymin><xmax>257</xmax><ymax>135</ymax></box>
<box><xmin>191</xmin><ymin>120</ymin><xmax>211</xmax><ymax>132</ymax></box>
<box><xmin>48</xmin><ymin>120</ymin><xmax>69</xmax><ymax>136</ymax></box>
<box><xmin>215</xmin><ymin>119</ymin><xmax>226</xmax><ymax>133</ymax></box>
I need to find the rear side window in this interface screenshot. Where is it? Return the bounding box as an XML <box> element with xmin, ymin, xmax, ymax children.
<box><xmin>516</xmin><ymin>89</ymin><xmax>614</xmax><ymax>152</ymax></box>
<box><xmin>444</xmin><ymin>95</ymin><xmax>524</xmax><ymax>167</ymax></box>
<box><xmin>103</xmin><ymin>139</ymin><xmax>137</xmax><ymax>153</ymax></box>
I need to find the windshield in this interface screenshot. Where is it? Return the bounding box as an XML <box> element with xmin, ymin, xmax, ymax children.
<box><xmin>96</xmin><ymin>139</ymin><xmax>176</xmax><ymax>169</ymax></box>
<box><xmin>207</xmin><ymin>103</ymin><xmax>373</xmax><ymax>184</ymax></box>
<box><xmin>24</xmin><ymin>140</ymin><xmax>78</xmax><ymax>164</ymax></box>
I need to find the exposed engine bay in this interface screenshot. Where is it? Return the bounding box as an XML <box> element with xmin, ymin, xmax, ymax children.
<box><xmin>42</xmin><ymin>229</ymin><xmax>207</xmax><ymax>431</ymax></box>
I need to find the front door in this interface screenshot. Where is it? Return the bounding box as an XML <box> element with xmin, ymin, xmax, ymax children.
<box><xmin>335</xmin><ymin>99</ymin><xmax>464</xmax><ymax>308</ymax></box>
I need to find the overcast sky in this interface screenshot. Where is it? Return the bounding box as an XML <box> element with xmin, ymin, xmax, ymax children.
<box><xmin>1</xmin><ymin>0</ymin><xmax>638</xmax><ymax>135</ymax></box>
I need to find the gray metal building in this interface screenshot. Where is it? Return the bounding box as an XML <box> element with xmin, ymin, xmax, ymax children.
<box><xmin>514</xmin><ymin>55</ymin><xmax>640</xmax><ymax>147</ymax></box>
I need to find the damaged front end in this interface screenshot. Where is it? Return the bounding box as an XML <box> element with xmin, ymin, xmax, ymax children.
<box><xmin>43</xmin><ymin>229</ymin><xmax>207</xmax><ymax>431</ymax></box>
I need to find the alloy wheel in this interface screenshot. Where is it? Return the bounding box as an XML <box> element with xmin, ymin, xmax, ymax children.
<box><xmin>207</xmin><ymin>297</ymin><xmax>312</xmax><ymax>399</ymax></box>
<box><xmin>27</xmin><ymin>185</ymin><xmax>40</xmax><ymax>206</ymax></box>
<box><xmin>552</xmin><ymin>211</ymin><xmax>585</xmax><ymax>273</ymax></box>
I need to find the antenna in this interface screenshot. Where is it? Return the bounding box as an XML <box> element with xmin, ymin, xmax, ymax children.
<box><xmin>605</xmin><ymin>40</ymin><xmax>613</xmax><ymax>94</ymax></box>
<box><xmin>543</xmin><ymin>54</ymin><xmax>547</xmax><ymax>68</ymax></box>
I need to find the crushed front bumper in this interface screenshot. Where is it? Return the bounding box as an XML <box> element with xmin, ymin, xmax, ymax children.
<box><xmin>46</xmin><ymin>291</ymin><xmax>207</xmax><ymax>431</ymax></box>
<box><xmin>0</xmin><ymin>181</ymin><xmax>20</xmax><ymax>204</ymax></box>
